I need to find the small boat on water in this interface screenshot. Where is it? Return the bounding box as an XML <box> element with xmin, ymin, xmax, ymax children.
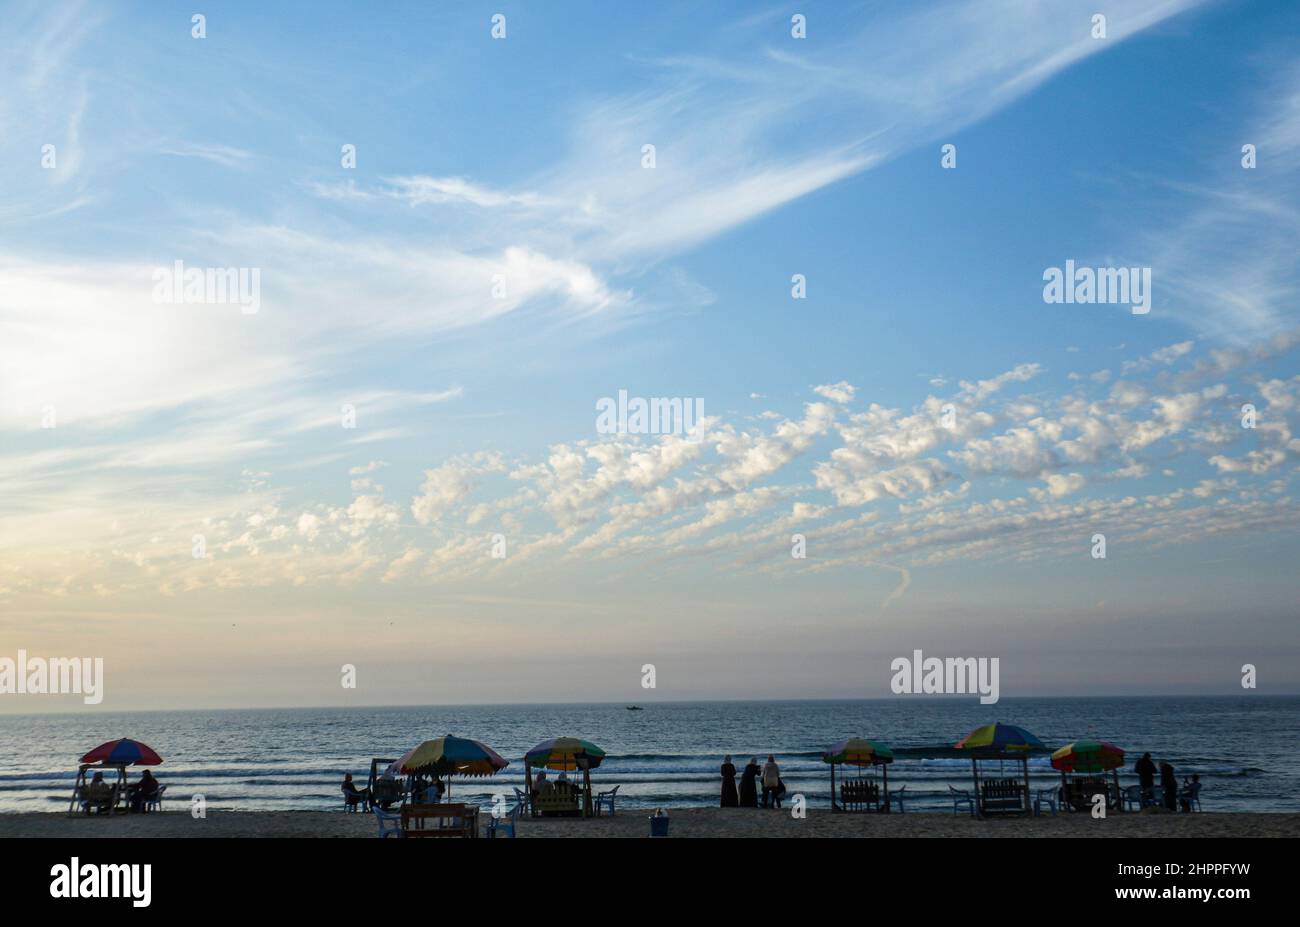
<box><xmin>625</xmin><ymin>706</ymin><xmax>643</xmax><ymax>711</ymax></box>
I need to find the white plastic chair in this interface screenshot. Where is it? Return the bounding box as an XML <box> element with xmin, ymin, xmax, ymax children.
<box><xmin>594</xmin><ymin>785</ymin><xmax>620</xmax><ymax>816</ymax></box>
<box><xmin>887</xmin><ymin>785</ymin><xmax>907</xmax><ymax>812</ymax></box>
<box><xmin>1033</xmin><ymin>786</ymin><xmax>1058</xmax><ymax>816</ymax></box>
<box><xmin>949</xmin><ymin>785</ymin><xmax>975</xmax><ymax>817</ymax></box>
<box><xmin>373</xmin><ymin>805</ymin><xmax>403</xmax><ymax>838</ymax></box>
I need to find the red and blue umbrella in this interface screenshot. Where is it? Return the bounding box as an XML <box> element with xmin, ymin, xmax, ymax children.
<box><xmin>80</xmin><ymin>739</ymin><xmax>162</xmax><ymax>766</ymax></box>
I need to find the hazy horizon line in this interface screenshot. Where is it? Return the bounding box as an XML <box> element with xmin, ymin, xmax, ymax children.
<box><xmin>3</xmin><ymin>691</ymin><xmax>1295</xmax><ymax>719</ymax></box>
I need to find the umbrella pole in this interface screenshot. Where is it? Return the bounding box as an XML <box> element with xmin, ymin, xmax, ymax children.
<box><xmin>971</xmin><ymin>758</ymin><xmax>981</xmax><ymax>819</ymax></box>
<box><xmin>525</xmin><ymin>765</ymin><xmax>534</xmax><ymax>817</ymax></box>
<box><xmin>1021</xmin><ymin>757</ymin><xmax>1030</xmax><ymax>814</ymax></box>
<box><xmin>831</xmin><ymin>763</ymin><xmax>836</xmax><ymax>812</ymax></box>
<box><xmin>583</xmin><ymin>767</ymin><xmax>591</xmax><ymax>818</ymax></box>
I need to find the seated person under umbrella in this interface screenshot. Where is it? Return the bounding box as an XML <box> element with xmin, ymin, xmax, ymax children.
<box><xmin>83</xmin><ymin>772</ymin><xmax>115</xmax><ymax>812</ymax></box>
<box><xmin>128</xmin><ymin>769</ymin><xmax>160</xmax><ymax>813</ymax></box>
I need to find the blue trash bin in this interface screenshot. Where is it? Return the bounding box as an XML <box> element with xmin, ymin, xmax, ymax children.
<box><xmin>649</xmin><ymin>813</ymin><xmax>670</xmax><ymax>837</ymax></box>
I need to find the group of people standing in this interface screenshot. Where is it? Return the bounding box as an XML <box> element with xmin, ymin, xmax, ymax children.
<box><xmin>720</xmin><ymin>755</ymin><xmax>785</xmax><ymax>808</ymax></box>
<box><xmin>1134</xmin><ymin>752</ymin><xmax>1201</xmax><ymax>812</ymax></box>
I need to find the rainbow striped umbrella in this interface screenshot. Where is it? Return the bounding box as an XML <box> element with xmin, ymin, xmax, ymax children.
<box><xmin>525</xmin><ymin>737</ymin><xmax>606</xmax><ymax>771</ymax></box>
<box><xmin>396</xmin><ymin>735</ymin><xmax>508</xmax><ymax>777</ymax></box>
<box><xmin>822</xmin><ymin>737</ymin><xmax>894</xmax><ymax>767</ymax></box>
<box><xmin>80</xmin><ymin>739</ymin><xmax>162</xmax><ymax>766</ymax></box>
<box><xmin>954</xmin><ymin>723</ymin><xmax>1045</xmax><ymax>753</ymax></box>
<box><xmin>1051</xmin><ymin>739</ymin><xmax>1125</xmax><ymax>773</ymax></box>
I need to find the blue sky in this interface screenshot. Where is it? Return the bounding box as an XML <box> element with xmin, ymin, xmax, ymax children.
<box><xmin>1</xmin><ymin>0</ymin><xmax>1298</xmax><ymax>710</ymax></box>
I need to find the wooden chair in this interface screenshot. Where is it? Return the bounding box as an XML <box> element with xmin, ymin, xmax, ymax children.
<box><xmin>401</xmin><ymin>802</ymin><xmax>478</xmax><ymax>838</ymax></box>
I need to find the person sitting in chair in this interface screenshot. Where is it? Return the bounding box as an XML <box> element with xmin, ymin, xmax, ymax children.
<box><xmin>84</xmin><ymin>772</ymin><xmax>115</xmax><ymax>813</ymax></box>
<box><xmin>128</xmin><ymin>769</ymin><xmax>160</xmax><ymax>813</ymax></box>
<box><xmin>342</xmin><ymin>773</ymin><xmax>370</xmax><ymax>809</ymax></box>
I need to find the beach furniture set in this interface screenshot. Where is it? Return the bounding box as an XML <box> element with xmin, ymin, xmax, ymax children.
<box><xmin>67</xmin><ymin>738</ymin><xmax>163</xmax><ymax>817</ymax></box>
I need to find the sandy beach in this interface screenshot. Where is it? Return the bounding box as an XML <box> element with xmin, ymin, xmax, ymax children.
<box><xmin>3</xmin><ymin>809</ymin><xmax>1297</xmax><ymax>838</ymax></box>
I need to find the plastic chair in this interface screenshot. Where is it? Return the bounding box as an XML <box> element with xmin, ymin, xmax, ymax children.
<box><xmin>486</xmin><ymin>800</ymin><xmax>522</xmax><ymax>838</ymax></box>
<box><xmin>949</xmin><ymin>785</ymin><xmax>975</xmax><ymax>817</ymax></box>
<box><xmin>513</xmin><ymin>786</ymin><xmax>532</xmax><ymax>816</ymax></box>
<box><xmin>1033</xmin><ymin>786</ymin><xmax>1058</xmax><ymax>816</ymax></box>
<box><xmin>594</xmin><ymin>785</ymin><xmax>620</xmax><ymax>816</ymax></box>
<box><xmin>145</xmin><ymin>785</ymin><xmax>167</xmax><ymax>812</ymax></box>
<box><xmin>342</xmin><ymin>786</ymin><xmax>367</xmax><ymax>813</ymax></box>
<box><xmin>373</xmin><ymin>805</ymin><xmax>403</xmax><ymax>838</ymax></box>
<box><xmin>887</xmin><ymin>785</ymin><xmax>907</xmax><ymax>812</ymax></box>
<box><xmin>1179</xmin><ymin>782</ymin><xmax>1203</xmax><ymax>812</ymax></box>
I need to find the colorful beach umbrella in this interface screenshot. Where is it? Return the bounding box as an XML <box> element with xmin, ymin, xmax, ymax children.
<box><xmin>80</xmin><ymin>739</ymin><xmax>162</xmax><ymax>766</ymax></box>
<box><xmin>1051</xmin><ymin>739</ymin><xmax>1125</xmax><ymax>773</ymax></box>
<box><xmin>822</xmin><ymin>737</ymin><xmax>894</xmax><ymax>767</ymax></box>
<box><xmin>954</xmin><ymin>723</ymin><xmax>1045</xmax><ymax>753</ymax></box>
<box><xmin>396</xmin><ymin>735</ymin><xmax>508</xmax><ymax>777</ymax></box>
<box><xmin>525</xmin><ymin>736</ymin><xmax>606</xmax><ymax>771</ymax></box>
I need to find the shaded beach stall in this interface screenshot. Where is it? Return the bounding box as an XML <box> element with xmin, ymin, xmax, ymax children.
<box><xmin>823</xmin><ymin>737</ymin><xmax>895</xmax><ymax>812</ymax></box>
<box><xmin>524</xmin><ymin>736</ymin><xmax>607</xmax><ymax>817</ymax></box>
<box><xmin>68</xmin><ymin>738</ymin><xmax>162</xmax><ymax>815</ymax></box>
<box><xmin>954</xmin><ymin>723</ymin><xmax>1046</xmax><ymax>817</ymax></box>
<box><xmin>1051</xmin><ymin>739</ymin><xmax>1125</xmax><ymax>812</ymax></box>
<box><xmin>394</xmin><ymin>735</ymin><xmax>508</xmax><ymax>802</ymax></box>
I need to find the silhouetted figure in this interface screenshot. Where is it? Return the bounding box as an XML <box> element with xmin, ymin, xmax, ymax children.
<box><xmin>1180</xmin><ymin>773</ymin><xmax>1201</xmax><ymax>812</ymax></box>
<box><xmin>129</xmin><ymin>769</ymin><xmax>159</xmax><ymax>813</ymax></box>
<box><xmin>1159</xmin><ymin>761</ymin><xmax>1178</xmax><ymax>811</ymax></box>
<box><xmin>342</xmin><ymin>772</ymin><xmax>370</xmax><ymax>810</ymax></box>
<box><xmin>1135</xmin><ymin>752</ymin><xmax>1156</xmax><ymax>803</ymax></box>
<box><xmin>720</xmin><ymin>755</ymin><xmax>738</xmax><ymax>807</ymax></box>
<box><xmin>739</xmin><ymin>757</ymin><xmax>760</xmax><ymax>807</ymax></box>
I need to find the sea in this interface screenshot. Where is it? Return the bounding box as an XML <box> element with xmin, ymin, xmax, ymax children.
<box><xmin>1</xmin><ymin>696</ymin><xmax>1294</xmax><ymax>814</ymax></box>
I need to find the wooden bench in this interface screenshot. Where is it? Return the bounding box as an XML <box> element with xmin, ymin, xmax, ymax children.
<box><xmin>401</xmin><ymin>802</ymin><xmax>478</xmax><ymax>837</ymax></box>
<box><xmin>534</xmin><ymin>785</ymin><xmax>581</xmax><ymax>817</ymax></box>
<box><xmin>1065</xmin><ymin>778</ymin><xmax>1112</xmax><ymax>812</ymax></box>
<box><xmin>839</xmin><ymin>778</ymin><xmax>881</xmax><ymax>812</ymax></box>
<box><xmin>979</xmin><ymin>779</ymin><xmax>1027</xmax><ymax>815</ymax></box>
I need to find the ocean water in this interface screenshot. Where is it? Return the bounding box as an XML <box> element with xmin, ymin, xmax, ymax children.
<box><xmin>0</xmin><ymin>697</ymin><xmax>1294</xmax><ymax>814</ymax></box>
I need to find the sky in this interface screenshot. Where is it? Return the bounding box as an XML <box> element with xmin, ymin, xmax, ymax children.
<box><xmin>1</xmin><ymin>0</ymin><xmax>1298</xmax><ymax>712</ymax></box>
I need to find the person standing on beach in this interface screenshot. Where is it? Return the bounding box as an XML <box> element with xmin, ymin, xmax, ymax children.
<box><xmin>1135</xmin><ymin>752</ymin><xmax>1156</xmax><ymax>803</ymax></box>
<box><xmin>761</xmin><ymin>755</ymin><xmax>781</xmax><ymax>809</ymax></box>
<box><xmin>739</xmin><ymin>757</ymin><xmax>760</xmax><ymax>807</ymax></box>
<box><xmin>720</xmin><ymin>756</ymin><xmax>739</xmax><ymax>807</ymax></box>
<box><xmin>1159</xmin><ymin>760</ymin><xmax>1178</xmax><ymax>811</ymax></box>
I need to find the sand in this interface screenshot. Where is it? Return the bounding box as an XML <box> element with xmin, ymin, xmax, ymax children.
<box><xmin>3</xmin><ymin>808</ymin><xmax>1297</xmax><ymax>838</ymax></box>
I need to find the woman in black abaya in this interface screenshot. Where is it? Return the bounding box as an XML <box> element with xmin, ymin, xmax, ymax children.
<box><xmin>720</xmin><ymin>755</ymin><xmax>739</xmax><ymax>807</ymax></box>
